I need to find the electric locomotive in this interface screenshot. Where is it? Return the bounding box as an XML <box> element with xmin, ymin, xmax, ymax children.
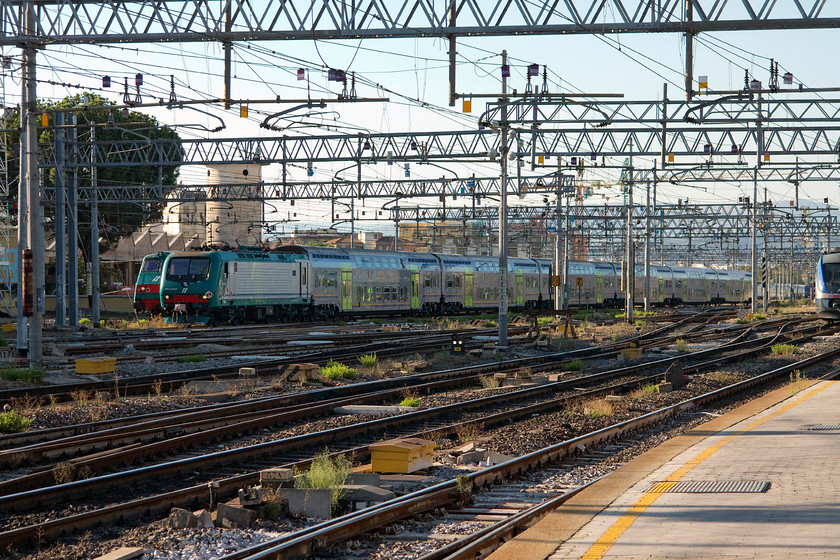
<box><xmin>132</xmin><ymin>252</ymin><xmax>168</xmax><ymax>314</ymax></box>
<box><xmin>815</xmin><ymin>249</ymin><xmax>840</xmax><ymax>319</ymax></box>
<box><xmin>160</xmin><ymin>248</ymin><xmax>310</xmax><ymax>324</ymax></box>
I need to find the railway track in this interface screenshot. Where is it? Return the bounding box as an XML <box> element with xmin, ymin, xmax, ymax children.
<box><xmin>0</xmin><ymin>327</ymin><xmax>527</xmax><ymax>407</ymax></box>
<box><xmin>0</xmin><ymin>315</ymin><xmax>832</xmax><ymax>552</ymax></box>
<box><xmin>0</xmin><ymin>310</ymin><xmax>750</xmax><ymax>458</ymax></box>
<box><xmin>209</xmin><ymin>343</ymin><xmax>840</xmax><ymax>560</ymax></box>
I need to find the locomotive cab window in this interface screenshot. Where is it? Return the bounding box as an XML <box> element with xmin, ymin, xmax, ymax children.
<box><xmin>142</xmin><ymin>258</ymin><xmax>162</xmax><ymax>273</ymax></box>
<box><xmin>166</xmin><ymin>257</ymin><xmax>210</xmax><ymax>283</ymax></box>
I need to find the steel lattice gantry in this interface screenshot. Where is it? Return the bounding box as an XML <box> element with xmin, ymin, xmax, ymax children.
<box><xmin>37</xmin><ymin>164</ymin><xmax>840</xmax><ymax>203</ymax></box>
<box><xmin>389</xmin><ymin>203</ymin><xmax>836</xmax><ymax>241</ymax></box>
<box><xmin>0</xmin><ymin>0</ymin><xmax>838</xmax><ymax>45</ymax></box>
<box><xmin>482</xmin><ymin>93</ymin><xmax>840</xmax><ymax>161</ymax></box>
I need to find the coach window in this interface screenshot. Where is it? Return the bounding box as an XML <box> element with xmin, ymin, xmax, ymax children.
<box><xmin>327</xmin><ymin>272</ymin><xmax>337</xmax><ymax>287</ymax></box>
<box><xmin>425</xmin><ymin>274</ymin><xmax>431</xmax><ymax>288</ymax></box>
<box><xmin>454</xmin><ymin>276</ymin><xmax>461</xmax><ymax>288</ymax></box>
<box><xmin>446</xmin><ymin>275</ymin><xmax>453</xmax><ymax>288</ymax></box>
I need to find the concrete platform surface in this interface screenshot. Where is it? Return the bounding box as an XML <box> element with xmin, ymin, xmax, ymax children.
<box><xmin>488</xmin><ymin>380</ymin><xmax>840</xmax><ymax>560</ymax></box>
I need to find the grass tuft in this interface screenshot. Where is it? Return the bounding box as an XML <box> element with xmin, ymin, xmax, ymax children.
<box><xmin>320</xmin><ymin>361</ymin><xmax>358</xmax><ymax>380</ymax></box>
<box><xmin>0</xmin><ymin>411</ymin><xmax>32</xmax><ymax>433</ymax></box>
<box><xmin>0</xmin><ymin>367</ymin><xmax>45</xmax><ymax>384</ymax></box>
<box><xmin>357</xmin><ymin>353</ymin><xmax>378</xmax><ymax>368</ymax></box>
<box><xmin>564</xmin><ymin>359</ymin><xmax>585</xmax><ymax>371</ymax></box>
<box><xmin>674</xmin><ymin>339</ymin><xmax>689</xmax><ymax>353</ymax></box>
<box><xmin>177</xmin><ymin>354</ymin><xmax>207</xmax><ymax>363</ymax></box>
<box><xmin>294</xmin><ymin>451</ymin><xmax>351</xmax><ymax>511</ymax></box>
<box><xmin>771</xmin><ymin>343</ymin><xmax>797</xmax><ymax>356</ymax></box>
<box><xmin>400</xmin><ymin>396</ymin><xmax>422</xmax><ymax>407</ymax></box>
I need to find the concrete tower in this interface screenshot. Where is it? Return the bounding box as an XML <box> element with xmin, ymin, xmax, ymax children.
<box><xmin>205</xmin><ymin>163</ymin><xmax>264</xmax><ymax>247</ymax></box>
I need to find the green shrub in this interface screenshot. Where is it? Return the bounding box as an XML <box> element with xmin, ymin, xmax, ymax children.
<box><xmin>537</xmin><ymin>316</ymin><xmax>554</xmax><ymax>325</ymax></box>
<box><xmin>772</xmin><ymin>343</ymin><xmax>797</xmax><ymax>356</ymax></box>
<box><xmin>295</xmin><ymin>451</ymin><xmax>352</xmax><ymax>511</ymax></box>
<box><xmin>634</xmin><ymin>320</ymin><xmax>645</xmax><ymax>327</ymax></box>
<box><xmin>571</xmin><ymin>313</ymin><xmax>588</xmax><ymax>321</ymax></box>
<box><xmin>177</xmin><ymin>354</ymin><xmax>207</xmax><ymax>363</ymax></box>
<box><xmin>400</xmin><ymin>396</ymin><xmax>422</xmax><ymax>407</ymax></box>
<box><xmin>674</xmin><ymin>339</ymin><xmax>689</xmax><ymax>353</ymax></box>
<box><xmin>565</xmin><ymin>359</ymin><xmax>585</xmax><ymax>371</ymax></box>
<box><xmin>78</xmin><ymin>318</ymin><xmax>91</xmax><ymax>326</ymax></box>
<box><xmin>0</xmin><ymin>411</ymin><xmax>32</xmax><ymax>433</ymax></box>
<box><xmin>754</xmin><ymin>313</ymin><xmax>766</xmax><ymax>320</ymax></box>
<box><xmin>0</xmin><ymin>367</ymin><xmax>45</xmax><ymax>383</ymax></box>
<box><xmin>358</xmin><ymin>353</ymin><xmax>378</xmax><ymax>367</ymax></box>
<box><xmin>320</xmin><ymin>361</ymin><xmax>358</xmax><ymax>380</ymax></box>
<box><xmin>736</xmin><ymin>318</ymin><xmax>750</xmax><ymax>324</ymax></box>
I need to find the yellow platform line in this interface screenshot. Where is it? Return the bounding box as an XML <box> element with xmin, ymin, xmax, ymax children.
<box><xmin>578</xmin><ymin>381</ymin><xmax>835</xmax><ymax>560</ymax></box>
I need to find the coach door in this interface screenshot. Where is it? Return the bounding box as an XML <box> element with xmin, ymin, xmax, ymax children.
<box><xmin>341</xmin><ymin>269</ymin><xmax>352</xmax><ymax>311</ymax></box>
<box><xmin>595</xmin><ymin>271</ymin><xmax>604</xmax><ymax>304</ymax></box>
<box><xmin>515</xmin><ymin>270</ymin><xmax>524</xmax><ymax>306</ymax></box>
<box><xmin>465</xmin><ymin>270</ymin><xmax>474</xmax><ymax>307</ymax></box>
<box><xmin>410</xmin><ymin>267</ymin><xmax>420</xmax><ymax>309</ymax></box>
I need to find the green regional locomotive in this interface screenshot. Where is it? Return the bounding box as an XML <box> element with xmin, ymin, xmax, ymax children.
<box><xmin>160</xmin><ymin>249</ymin><xmax>311</xmax><ymax>324</ymax></box>
<box><xmin>132</xmin><ymin>252</ymin><xmax>169</xmax><ymax>314</ymax></box>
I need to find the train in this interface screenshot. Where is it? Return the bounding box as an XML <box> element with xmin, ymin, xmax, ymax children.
<box><xmin>815</xmin><ymin>250</ymin><xmax>840</xmax><ymax>319</ymax></box>
<box><xmin>132</xmin><ymin>252</ymin><xmax>168</xmax><ymax>314</ymax></box>
<box><xmin>156</xmin><ymin>246</ymin><xmax>553</xmax><ymax>323</ymax></box>
<box><xmin>128</xmin><ymin>245</ymin><xmax>801</xmax><ymax>324</ymax></box>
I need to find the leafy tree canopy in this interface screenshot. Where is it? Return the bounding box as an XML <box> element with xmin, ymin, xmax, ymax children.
<box><xmin>3</xmin><ymin>93</ymin><xmax>183</xmax><ymax>252</ymax></box>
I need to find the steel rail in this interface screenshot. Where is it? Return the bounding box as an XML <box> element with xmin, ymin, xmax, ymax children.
<box><xmin>219</xmin><ymin>341</ymin><xmax>840</xmax><ymax>560</ymax></box>
<box><xmin>0</xmin><ymin>317</ymin><xmax>822</xmax><ymax>548</ymax></box>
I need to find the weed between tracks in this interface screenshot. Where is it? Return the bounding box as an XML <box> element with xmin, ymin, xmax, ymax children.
<box><xmin>294</xmin><ymin>451</ymin><xmax>352</xmax><ymax>512</ymax></box>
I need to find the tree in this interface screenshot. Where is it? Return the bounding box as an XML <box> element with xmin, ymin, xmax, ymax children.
<box><xmin>2</xmin><ymin>93</ymin><xmax>183</xmax><ymax>253</ymax></box>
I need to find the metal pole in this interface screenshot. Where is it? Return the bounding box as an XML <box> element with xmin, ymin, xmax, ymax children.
<box><xmin>15</xmin><ymin>47</ymin><xmax>29</xmax><ymax>354</ymax></box>
<box><xmin>447</xmin><ymin>0</ymin><xmax>456</xmax><ymax>107</ymax></box>
<box><xmin>751</xmin><ymin>169</ymin><xmax>758</xmax><ymax>314</ymax></box>
<box><xmin>554</xmin><ymin>181</ymin><xmax>561</xmax><ymax>311</ymax></box>
<box><xmin>90</xmin><ymin>123</ymin><xmax>100</xmax><ymax>324</ymax></box>
<box><xmin>751</xmin><ymin>91</ymin><xmax>762</xmax><ymax>314</ymax></box>
<box><xmin>68</xmin><ymin>115</ymin><xmax>79</xmax><ymax>326</ymax></box>
<box><xmin>762</xmin><ymin>187</ymin><xmax>769</xmax><ymax>312</ymax></box>
<box><xmin>22</xmin><ymin>2</ymin><xmax>42</xmax><ymax>365</ymax></box>
<box><xmin>562</xmin><ymin>194</ymin><xmax>569</xmax><ymax>310</ymax></box>
<box><xmin>644</xmin><ymin>174</ymin><xmax>651</xmax><ymax>312</ymax></box>
<box><xmin>498</xmin><ymin>50</ymin><xmax>509</xmax><ymax>347</ymax></box>
<box><xmin>625</xmin><ymin>142</ymin><xmax>634</xmax><ymax>323</ymax></box>
<box><xmin>394</xmin><ymin>202</ymin><xmax>399</xmax><ymax>251</ymax></box>
<box><xmin>790</xmin><ymin>233</ymin><xmax>794</xmax><ymax>301</ymax></box>
<box><xmin>55</xmin><ymin>112</ymin><xmax>66</xmax><ymax>327</ymax></box>
<box><xmin>684</xmin><ymin>2</ymin><xmax>694</xmax><ymax>101</ymax></box>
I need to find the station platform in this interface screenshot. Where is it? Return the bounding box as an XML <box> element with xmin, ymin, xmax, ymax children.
<box><xmin>488</xmin><ymin>379</ymin><xmax>840</xmax><ymax>560</ymax></box>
